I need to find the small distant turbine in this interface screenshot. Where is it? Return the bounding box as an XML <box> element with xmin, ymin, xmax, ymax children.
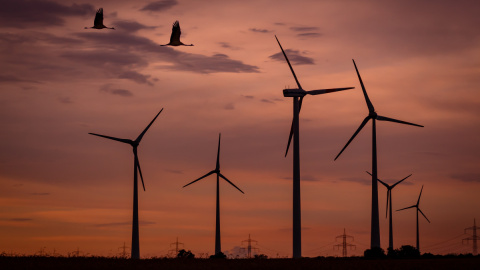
<box><xmin>183</xmin><ymin>134</ymin><xmax>244</xmax><ymax>256</ymax></box>
<box><xmin>367</xmin><ymin>171</ymin><xmax>412</xmax><ymax>252</ymax></box>
<box><xmin>275</xmin><ymin>35</ymin><xmax>354</xmax><ymax>258</ymax></box>
<box><xmin>89</xmin><ymin>109</ymin><xmax>163</xmax><ymax>259</ymax></box>
<box><xmin>397</xmin><ymin>185</ymin><xmax>430</xmax><ymax>252</ymax></box>
<box><xmin>335</xmin><ymin>60</ymin><xmax>423</xmax><ymax>249</ymax></box>
<box><xmin>85</xmin><ymin>8</ymin><xmax>115</xmax><ymax>30</ymax></box>
<box><xmin>160</xmin><ymin>21</ymin><xmax>193</xmax><ymax>46</ymax></box>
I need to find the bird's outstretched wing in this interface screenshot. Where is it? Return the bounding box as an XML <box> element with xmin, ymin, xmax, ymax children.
<box><xmin>170</xmin><ymin>20</ymin><xmax>181</xmax><ymax>44</ymax></box>
<box><xmin>94</xmin><ymin>8</ymin><xmax>104</xmax><ymax>28</ymax></box>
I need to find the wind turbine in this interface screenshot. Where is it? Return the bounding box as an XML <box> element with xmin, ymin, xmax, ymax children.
<box><xmin>367</xmin><ymin>171</ymin><xmax>412</xmax><ymax>252</ymax></box>
<box><xmin>89</xmin><ymin>109</ymin><xmax>163</xmax><ymax>259</ymax></box>
<box><xmin>275</xmin><ymin>36</ymin><xmax>354</xmax><ymax>258</ymax></box>
<box><xmin>397</xmin><ymin>185</ymin><xmax>430</xmax><ymax>252</ymax></box>
<box><xmin>183</xmin><ymin>134</ymin><xmax>244</xmax><ymax>256</ymax></box>
<box><xmin>334</xmin><ymin>60</ymin><xmax>423</xmax><ymax>249</ymax></box>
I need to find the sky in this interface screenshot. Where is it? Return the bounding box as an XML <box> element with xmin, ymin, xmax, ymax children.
<box><xmin>0</xmin><ymin>0</ymin><xmax>479</xmax><ymax>258</ymax></box>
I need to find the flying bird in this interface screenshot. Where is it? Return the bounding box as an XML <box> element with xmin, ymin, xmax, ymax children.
<box><xmin>160</xmin><ymin>21</ymin><xmax>193</xmax><ymax>46</ymax></box>
<box><xmin>85</xmin><ymin>8</ymin><xmax>115</xmax><ymax>30</ymax></box>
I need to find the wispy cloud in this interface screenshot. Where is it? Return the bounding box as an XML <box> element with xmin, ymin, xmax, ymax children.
<box><xmin>290</xmin><ymin>26</ymin><xmax>319</xmax><ymax>32</ymax></box>
<box><xmin>260</xmin><ymin>99</ymin><xmax>275</xmax><ymax>104</ymax></box>
<box><xmin>451</xmin><ymin>173</ymin><xmax>480</xmax><ymax>183</ymax></box>
<box><xmin>0</xmin><ymin>0</ymin><xmax>94</xmax><ymax>28</ymax></box>
<box><xmin>337</xmin><ymin>177</ymin><xmax>371</xmax><ymax>186</ymax></box>
<box><xmin>297</xmin><ymin>32</ymin><xmax>322</xmax><ymax>38</ymax></box>
<box><xmin>112</xmin><ymin>20</ymin><xmax>157</xmax><ymax>33</ymax></box>
<box><xmin>8</xmin><ymin>218</ymin><xmax>33</xmax><ymax>222</ymax></box>
<box><xmin>30</xmin><ymin>192</ymin><xmax>50</xmax><ymax>196</ymax></box>
<box><xmin>269</xmin><ymin>49</ymin><xmax>315</xmax><ymax>65</ymax></box>
<box><xmin>249</xmin><ymin>28</ymin><xmax>272</xmax><ymax>33</ymax></box>
<box><xmin>100</xmin><ymin>84</ymin><xmax>133</xmax><ymax>97</ymax></box>
<box><xmin>225</xmin><ymin>103</ymin><xmax>235</xmax><ymax>110</ymax></box>
<box><xmin>140</xmin><ymin>0</ymin><xmax>178</xmax><ymax>12</ymax></box>
<box><xmin>59</xmin><ymin>97</ymin><xmax>73</xmax><ymax>104</ymax></box>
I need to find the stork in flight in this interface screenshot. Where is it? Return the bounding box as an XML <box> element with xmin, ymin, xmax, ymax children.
<box><xmin>160</xmin><ymin>21</ymin><xmax>193</xmax><ymax>46</ymax></box>
<box><xmin>85</xmin><ymin>8</ymin><xmax>115</xmax><ymax>30</ymax></box>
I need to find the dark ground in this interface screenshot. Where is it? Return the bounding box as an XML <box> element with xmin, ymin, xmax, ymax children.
<box><xmin>1</xmin><ymin>256</ymin><xmax>479</xmax><ymax>270</ymax></box>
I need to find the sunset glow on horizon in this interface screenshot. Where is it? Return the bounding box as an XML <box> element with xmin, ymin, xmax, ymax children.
<box><xmin>1</xmin><ymin>0</ymin><xmax>479</xmax><ymax>258</ymax></box>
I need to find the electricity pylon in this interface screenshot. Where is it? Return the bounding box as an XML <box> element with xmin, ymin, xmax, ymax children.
<box><xmin>463</xmin><ymin>219</ymin><xmax>479</xmax><ymax>255</ymax></box>
<box><xmin>170</xmin><ymin>237</ymin><xmax>184</xmax><ymax>255</ymax></box>
<box><xmin>334</xmin><ymin>228</ymin><xmax>356</xmax><ymax>257</ymax></box>
<box><xmin>241</xmin><ymin>234</ymin><xmax>259</xmax><ymax>258</ymax></box>
<box><xmin>118</xmin><ymin>242</ymin><xmax>129</xmax><ymax>258</ymax></box>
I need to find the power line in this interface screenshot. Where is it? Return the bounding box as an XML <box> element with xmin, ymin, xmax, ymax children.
<box><xmin>463</xmin><ymin>218</ymin><xmax>479</xmax><ymax>255</ymax></box>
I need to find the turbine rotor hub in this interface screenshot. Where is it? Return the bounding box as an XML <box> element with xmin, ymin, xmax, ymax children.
<box><xmin>283</xmin><ymin>88</ymin><xmax>306</xmax><ymax>97</ymax></box>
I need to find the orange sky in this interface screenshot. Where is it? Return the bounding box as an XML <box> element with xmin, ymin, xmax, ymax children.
<box><xmin>1</xmin><ymin>0</ymin><xmax>480</xmax><ymax>258</ymax></box>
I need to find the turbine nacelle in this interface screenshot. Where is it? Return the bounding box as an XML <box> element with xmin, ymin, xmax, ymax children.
<box><xmin>283</xmin><ymin>88</ymin><xmax>306</xmax><ymax>97</ymax></box>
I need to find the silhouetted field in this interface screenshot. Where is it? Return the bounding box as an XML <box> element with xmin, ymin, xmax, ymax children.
<box><xmin>1</xmin><ymin>256</ymin><xmax>479</xmax><ymax>270</ymax></box>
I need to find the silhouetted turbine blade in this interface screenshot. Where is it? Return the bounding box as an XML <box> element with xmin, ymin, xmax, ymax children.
<box><xmin>275</xmin><ymin>35</ymin><xmax>302</xmax><ymax>89</ymax></box>
<box><xmin>396</xmin><ymin>205</ymin><xmax>416</xmax><ymax>211</ymax></box>
<box><xmin>352</xmin><ymin>59</ymin><xmax>375</xmax><ymax>113</ymax></box>
<box><xmin>135</xmin><ymin>154</ymin><xmax>145</xmax><ymax>191</ymax></box>
<box><xmin>135</xmin><ymin>108</ymin><xmax>164</xmax><ymax>143</ymax></box>
<box><xmin>391</xmin><ymin>174</ymin><xmax>412</xmax><ymax>188</ymax></box>
<box><xmin>376</xmin><ymin>115</ymin><xmax>423</xmax><ymax>127</ymax></box>
<box><xmin>285</xmin><ymin>119</ymin><xmax>294</xmax><ymax>157</ymax></box>
<box><xmin>386</xmin><ymin>190</ymin><xmax>390</xmax><ymax>218</ymax></box>
<box><xmin>306</xmin><ymin>87</ymin><xmax>354</xmax><ymax>95</ymax></box>
<box><xmin>334</xmin><ymin>116</ymin><xmax>370</xmax><ymax>160</ymax></box>
<box><xmin>219</xmin><ymin>173</ymin><xmax>244</xmax><ymax>194</ymax></box>
<box><xmin>183</xmin><ymin>171</ymin><xmax>215</xmax><ymax>188</ymax></box>
<box><xmin>89</xmin><ymin>133</ymin><xmax>132</xmax><ymax>144</ymax></box>
<box><xmin>418</xmin><ymin>208</ymin><xmax>430</xmax><ymax>223</ymax></box>
<box><xmin>417</xmin><ymin>185</ymin><xmax>424</xmax><ymax>205</ymax></box>
<box><xmin>216</xmin><ymin>133</ymin><xmax>221</xmax><ymax>171</ymax></box>
<box><xmin>285</xmin><ymin>96</ymin><xmax>304</xmax><ymax>157</ymax></box>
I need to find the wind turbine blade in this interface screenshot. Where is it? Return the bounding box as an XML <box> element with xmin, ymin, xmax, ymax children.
<box><xmin>88</xmin><ymin>133</ymin><xmax>132</xmax><ymax>144</ymax></box>
<box><xmin>365</xmin><ymin>171</ymin><xmax>389</xmax><ymax>188</ymax></box>
<box><xmin>386</xmin><ymin>190</ymin><xmax>390</xmax><ymax>218</ymax></box>
<box><xmin>285</xmin><ymin>119</ymin><xmax>294</xmax><ymax>157</ymax></box>
<box><xmin>183</xmin><ymin>171</ymin><xmax>215</xmax><ymax>188</ymax></box>
<box><xmin>285</xmin><ymin>97</ymin><xmax>303</xmax><ymax>157</ymax></box>
<box><xmin>135</xmin><ymin>108</ymin><xmax>164</xmax><ymax>143</ymax></box>
<box><xmin>418</xmin><ymin>208</ymin><xmax>430</xmax><ymax>223</ymax></box>
<box><xmin>216</xmin><ymin>133</ymin><xmax>221</xmax><ymax>170</ymax></box>
<box><xmin>391</xmin><ymin>174</ymin><xmax>412</xmax><ymax>188</ymax></box>
<box><xmin>417</xmin><ymin>185</ymin><xmax>424</xmax><ymax>205</ymax></box>
<box><xmin>219</xmin><ymin>173</ymin><xmax>244</xmax><ymax>194</ymax></box>
<box><xmin>334</xmin><ymin>116</ymin><xmax>370</xmax><ymax>160</ymax></box>
<box><xmin>135</xmin><ymin>154</ymin><xmax>145</xmax><ymax>191</ymax></box>
<box><xmin>275</xmin><ymin>35</ymin><xmax>302</xmax><ymax>89</ymax></box>
<box><xmin>352</xmin><ymin>59</ymin><xmax>374</xmax><ymax>113</ymax></box>
<box><xmin>306</xmin><ymin>87</ymin><xmax>354</xmax><ymax>95</ymax></box>
<box><xmin>396</xmin><ymin>205</ymin><xmax>416</xmax><ymax>211</ymax></box>
<box><xmin>376</xmin><ymin>115</ymin><xmax>423</xmax><ymax>127</ymax></box>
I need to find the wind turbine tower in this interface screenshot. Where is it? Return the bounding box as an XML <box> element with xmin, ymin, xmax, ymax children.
<box><xmin>367</xmin><ymin>171</ymin><xmax>412</xmax><ymax>252</ymax></box>
<box><xmin>275</xmin><ymin>36</ymin><xmax>354</xmax><ymax>258</ymax></box>
<box><xmin>89</xmin><ymin>109</ymin><xmax>163</xmax><ymax>259</ymax></box>
<box><xmin>183</xmin><ymin>134</ymin><xmax>244</xmax><ymax>256</ymax></box>
<box><xmin>335</xmin><ymin>60</ymin><xmax>423</xmax><ymax>249</ymax></box>
<box><xmin>463</xmin><ymin>219</ymin><xmax>479</xmax><ymax>255</ymax></box>
<box><xmin>334</xmin><ymin>228</ymin><xmax>355</xmax><ymax>257</ymax></box>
